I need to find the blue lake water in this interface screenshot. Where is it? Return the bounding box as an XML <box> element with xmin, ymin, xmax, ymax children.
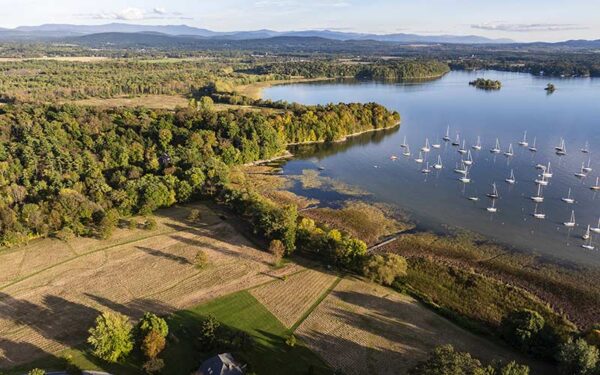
<box><xmin>263</xmin><ymin>70</ymin><xmax>600</xmax><ymax>266</ymax></box>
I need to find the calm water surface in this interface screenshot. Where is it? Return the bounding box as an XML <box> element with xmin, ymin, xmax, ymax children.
<box><xmin>263</xmin><ymin>71</ymin><xmax>600</xmax><ymax>266</ymax></box>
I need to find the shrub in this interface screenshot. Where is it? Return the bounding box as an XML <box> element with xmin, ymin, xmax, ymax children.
<box><xmin>199</xmin><ymin>315</ymin><xmax>221</xmax><ymax>349</ymax></box>
<box><xmin>137</xmin><ymin>312</ymin><xmax>169</xmax><ymax>338</ymax></box>
<box><xmin>144</xmin><ymin>217</ymin><xmax>157</xmax><ymax>230</ymax></box>
<box><xmin>500</xmin><ymin>309</ymin><xmax>545</xmax><ymax>352</ymax></box>
<box><xmin>128</xmin><ymin>219</ymin><xmax>138</xmax><ymax>230</ymax></box>
<box><xmin>143</xmin><ymin>358</ymin><xmax>165</xmax><ymax>374</ymax></box>
<box><xmin>557</xmin><ymin>338</ymin><xmax>599</xmax><ymax>375</ymax></box>
<box><xmin>55</xmin><ymin>227</ymin><xmax>75</xmax><ymax>241</ymax></box>
<box><xmin>364</xmin><ymin>253</ymin><xmax>407</xmax><ymax>286</ymax></box>
<box><xmin>285</xmin><ymin>334</ymin><xmax>297</xmax><ymax>347</ymax></box>
<box><xmin>187</xmin><ymin>208</ymin><xmax>201</xmax><ymax>222</ymax></box>
<box><xmin>27</xmin><ymin>369</ymin><xmax>46</xmax><ymax>375</ymax></box>
<box><xmin>195</xmin><ymin>250</ymin><xmax>209</xmax><ymax>269</ymax></box>
<box><xmin>141</xmin><ymin>330</ymin><xmax>166</xmax><ymax>359</ymax></box>
<box><xmin>87</xmin><ymin>311</ymin><xmax>134</xmax><ymax>362</ymax></box>
<box><xmin>268</xmin><ymin>239</ymin><xmax>285</xmax><ymax>266</ymax></box>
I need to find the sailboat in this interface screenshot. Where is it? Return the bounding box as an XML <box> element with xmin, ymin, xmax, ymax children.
<box><xmin>433</xmin><ymin>155</ymin><xmax>443</xmax><ymax>170</ymax></box>
<box><xmin>490</xmin><ymin>138</ymin><xmax>501</xmax><ymax>154</ymax></box>
<box><xmin>421</xmin><ymin>138</ymin><xmax>431</xmax><ymax>153</ymax></box>
<box><xmin>583</xmin><ymin>158</ymin><xmax>592</xmax><ymax>173</ymax></box>
<box><xmin>486</xmin><ymin>199</ymin><xmax>497</xmax><ymax>213</ymax></box>
<box><xmin>575</xmin><ymin>162</ymin><xmax>587</xmax><ymax>178</ymax></box>
<box><xmin>535</xmin><ymin>163</ymin><xmax>546</xmax><ymax>170</ymax></box>
<box><xmin>400</xmin><ymin>136</ymin><xmax>408</xmax><ymax>148</ymax></box>
<box><xmin>591</xmin><ymin>177</ymin><xmax>600</xmax><ymax>191</ymax></box>
<box><xmin>458</xmin><ymin>140</ymin><xmax>467</xmax><ymax>154</ymax></box>
<box><xmin>583</xmin><ymin>225</ymin><xmax>591</xmax><ymax>240</ymax></box>
<box><xmin>503</xmin><ymin>143</ymin><xmax>514</xmax><ymax>157</ymax></box>
<box><xmin>532</xmin><ymin>206</ymin><xmax>545</xmax><ymax>219</ymax></box>
<box><xmin>531</xmin><ymin>184</ymin><xmax>544</xmax><ymax>202</ymax></box>
<box><xmin>472</xmin><ymin>136</ymin><xmax>482</xmax><ymax>151</ymax></box>
<box><xmin>556</xmin><ymin>139</ymin><xmax>567</xmax><ymax>156</ymax></box>
<box><xmin>591</xmin><ymin>218</ymin><xmax>600</xmax><ymax>234</ymax></box>
<box><xmin>486</xmin><ymin>182</ymin><xmax>499</xmax><ymax>199</ymax></box>
<box><xmin>528</xmin><ymin>137</ymin><xmax>538</xmax><ymax>152</ymax></box>
<box><xmin>561</xmin><ymin>188</ymin><xmax>574</xmax><ymax>204</ymax></box>
<box><xmin>459</xmin><ymin>167</ymin><xmax>471</xmax><ymax>183</ymax></box>
<box><xmin>581</xmin><ymin>141</ymin><xmax>590</xmax><ymax>154</ymax></box>
<box><xmin>582</xmin><ymin>236</ymin><xmax>595</xmax><ymax>250</ymax></box>
<box><xmin>563</xmin><ymin>210</ymin><xmax>576</xmax><ymax>227</ymax></box>
<box><xmin>505</xmin><ymin>169</ymin><xmax>516</xmax><ymax>184</ymax></box>
<box><xmin>535</xmin><ymin>174</ymin><xmax>549</xmax><ymax>186</ymax></box>
<box><xmin>432</xmin><ymin>139</ymin><xmax>441</xmax><ymax>149</ymax></box>
<box><xmin>422</xmin><ymin>162</ymin><xmax>431</xmax><ymax>174</ymax></box>
<box><xmin>555</xmin><ymin>138</ymin><xmax>565</xmax><ymax>151</ymax></box>
<box><xmin>452</xmin><ymin>133</ymin><xmax>460</xmax><ymax>146</ymax></box>
<box><xmin>414</xmin><ymin>151</ymin><xmax>424</xmax><ymax>164</ymax></box>
<box><xmin>518</xmin><ymin>131</ymin><xmax>529</xmax><ymax>147</ymax></box>
<box><xmin>542</xmin><ymin>162</ymin><xmax>552</xmax><ymax>178</ymax></box>
<box><xmin>464</xmin><ymin>150</ymin><xmax>473</xmax><ymax>166</ymax></box>
<box><xmin>454</xmin><ymin>161</ymin><xmax>468</xmax><ymax>175</ymax></box>
<box><xmin>443</xmin><ymin>125</ymin><xmax>451</xmax><ymax>141</ymax></box>
<box><xmin>402</xmin><ymin>144</ymin><xmax>411</xmax><ymax>157</ymax></box>
<box><xmin>468</xmin><ymin>196</ymin><xmax>479</xmax><ymax>201</ymax></box>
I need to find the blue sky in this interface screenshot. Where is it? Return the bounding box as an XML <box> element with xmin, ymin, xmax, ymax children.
<box><xmin>0</xmin><ymin>0</ymin><xmax>598</xmax><ymax>42</ymax></box>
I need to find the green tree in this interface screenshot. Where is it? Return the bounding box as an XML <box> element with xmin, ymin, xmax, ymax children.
<box><xmin>199</xmin><ymin>315</ymin><xmax>221</xmax><ymax>349</ymax></box>
<box><xmin>557</xmin><ymin>338</ymin><xmax>599</xmax><ymax>375</ymax></box>
<box><xmin>87</xmin><ymin>312</ymin><xmax>134</xmax><ymax>363</ymax></box>
<box><xmin>137</xmin><ymin>312</ymin><xmax>169</xmax><ymax>338</ymax></box>
<box><xmin>500</xmin><ymin>309</ymin><xmax>545</xmax><ymax>352</ymax></box>
<box><xmin>268</xmin><ymin>239</ymin><xmax>285</xmax><ymax>266</ymax></box>
<box><xmin>27</xmin><ymin>369</ymin><xmax>46</xmax><ymax>375</ymax></box>
<box><xmin>141</xmin><ymin>330</ymin><xmax>166</xmax><ymax>359</ymax></box>
<box><xmin>195</xmin><ymin>250</ymin><xmax>209</xmax><ymax>269</ymax></box>
<box><xmin>363</xmin><ymin>253</ymin><xmax>408</xmax><ymax>286</ymax></box>
<box><xmin>409</xmin><ymin>344</ymin><xmax>488</xmax><ymax>375</ymax></box>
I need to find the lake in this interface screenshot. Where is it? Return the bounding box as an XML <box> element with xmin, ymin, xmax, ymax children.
<box><xmin>263</xmin><ymin>70</ymin><xmax>600</xmax><ymax>266</ymax></box>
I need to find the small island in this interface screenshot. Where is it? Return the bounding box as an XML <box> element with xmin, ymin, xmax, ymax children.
<box><xmin>469</xmin><ymin>78</ymin><xmax>502</xmax><ymax>90</ymax></box>
<box><xmin>545</xmin><ymin>83</ymin><xmax>556</xmax><ymax>93</ymax></box>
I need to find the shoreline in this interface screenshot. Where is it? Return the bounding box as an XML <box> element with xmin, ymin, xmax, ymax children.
<box><xmin>286</xmin><ymin>121</ymin><xmax>401</xmax><ymax>146</ymax></box>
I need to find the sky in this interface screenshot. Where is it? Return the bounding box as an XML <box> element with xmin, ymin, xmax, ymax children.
<box><xmin>0</xmin><ymin>0</ymin><xmax>598</xmax><ymax>42</ymax></box>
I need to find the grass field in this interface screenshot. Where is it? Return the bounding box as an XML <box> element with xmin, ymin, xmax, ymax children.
<box><xmin>295</xmin><ymin>277</ymin><xmax>554</xmax><ymax>375</ymax></box>
<box><xmin>0</xmin><ymin>203</ymin><xmax>305</xmax><ymax>369</ymax></box>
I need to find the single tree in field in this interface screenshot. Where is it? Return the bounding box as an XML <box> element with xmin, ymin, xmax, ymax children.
<box><xmin>269</xmin><ymin>239</ymin><xmax>285</xmax><ymax>266</ymax></box>
<box><xmin>195</xmin><ymin>250</ymin><xmax>209</xmax><ymax>269</ymax></box>
<box><xmin>87</xmin><ymin>311</ymin><xmax>134</xmax><ymax>362</ymax></box>
<box><xmin>363</xmin><ymin>253</ymin><xmax>407</xmax><ymax>286</ymax></box>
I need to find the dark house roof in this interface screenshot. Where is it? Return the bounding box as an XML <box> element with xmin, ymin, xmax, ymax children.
<box><xmin>197</xmin><ymin>353</ymin><xmax>246</xmax><ymax>375</ymax></box>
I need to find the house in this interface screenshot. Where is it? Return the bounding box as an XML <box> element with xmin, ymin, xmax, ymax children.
<box><xmin>196</xmin><ymin>353</ymin><xmax>246</xmax><ymax>375</ymax></box>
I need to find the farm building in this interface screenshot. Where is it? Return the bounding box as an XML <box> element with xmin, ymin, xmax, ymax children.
<box><xmin>196</xmin><ymin>353</ymin><xmax>246</xmax><ymax>375</ymax></box>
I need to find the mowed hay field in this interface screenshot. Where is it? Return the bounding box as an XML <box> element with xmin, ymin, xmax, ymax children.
<box><xmin>0</xmin><ymin>203</ymin><xmax>302</xmax><ymax>369</ymax></box>
<box><xmin>250</xmin><ymin>268</ymin><xmax>339</xmax><ymax>328</ymax></box>
<box><xmin>295</xmin><ymin>277</ymin><xmax>554</xmax><ymax>375</ymax></box>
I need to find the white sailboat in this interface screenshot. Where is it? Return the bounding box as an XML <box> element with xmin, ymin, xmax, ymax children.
<box><xmin>581</xmin><ymin>141</ymin><xmax>590</xmax><ymax>154</ymax></box>
<box><xmin>583</xmin><ymin>158</ymin><xmax>592</xmax><ymax>173</ymax></box>
<box><xmin>414</xmin><ymin>151</ymin><xmax>424</xmax><ymax>164</ymax></box>
<box><xmin>468</xmin><ymin>196</ymin><xmax>479</xmax><ymax>201</ymax></box>
<box><xmin>532</xmin><ymin>206</ymin><xmax>545</xmax><ymax>219</ymax></box>
<box><xmin>490</xmin><ymin>138</ymin><xmax>501</xmax><ymax>154</ymax></box>
<box><xmin>472</xmin><ymin>136</ymin><xmax>482</xmax><ymax>151</ymax></box>
<box><xmin>452</xmin><ymin>133</ymin><xmax>460</xmax><ymax>146</ymax></box>
<box><xmin>505</xmin><ymin>169</ymin><xmax>516</xmax><ymax>184</ymax></box>
<box><xmin>422</xmin><ymin>162</ymin><xmax>431</xmax><ymax>174</ymax></box>
<box><xmin>535</xmin><ymin>174</ymin><xmax>549</xmax><ymax>186</ymax></box>
<box><xmin>542</xmin><ymin>162</ymin><xmax>553</xmax><ymax>178</ymax></box>
<box><xmin>591</xmin><ymin>218</ymin><xmax>600</xmax><ymax>234</ymax></box>
<box><xmin>556</xmin><ymin>139</ymin><xmax>567</xmax><ymax>156</ymax></box>
<box><xmin>458</xmin><ymin>140</ymin><xmax>467</xmax><ymax>154</ymax></box>
<box><xmin>561</xmin><ymin>188</ymin><xmax>574</xmax><ymax>204</ymax></box>
<box><xmin>575</xmin><ymin>162</ymin><xmax>587</xmax><ymax>178</ymax></box>
<box><xmin>454</xmin><ymin>160</ymin><xmax>468</xmax><ymax>175</ymax></box>
<box><xmin>563</xmin><ymin>210</ymin><xmax>576</xmax><ymax>227</ymax></box>
<box><xmin>432</xmin><ymin>139</ymin><xmax>441</xmax><ymax>149</ymax></box>
<box><xmin>421</xmin><ymin>138</ymin><xmax>431</xmax><ymax>153</ymax></box>
<box><xmin>583</xmin><ymin>225</ymin><xmax>591</xmax><ymax>240</ymax></box>
<box><xmin>528</xmin><ymin>137</ymin><xmax>538</xmax><ymax>152</ymax></box>
<box><xmin>535</xmin><ymin>163</ymin><xmax>546</xmax><ymax>170</ymax></box>
<box><xmin>518</xmin><ymin>131</ymin><xmax>528</xmax><ymax>147</ymax></box>
<box><xmin>591</xmin><ymin>177</ymin><xmax>600</xmax><ymax>191</ymax></box>
<box><xmin>531</xmin><ymin>184</ymin><xmax>544</xmax><ymax>202</ymax></box>
<box><xmin>486</xmin><ymin>199</ymin><xmax>497</xmax><ymax>213</ymax></box>
<box><xmin>433</xmin><ymin>155</ymin><xmax>443</xmax><ymax>170</ymax></box>
<box><xmin>463</xmin><ymin>150</ymin><xmax>473</xmax><ymax>166</ymax></box>
<box><xmin>443</xmin><ymin>125</ymin><xmax>451</xmax><ymax>141</ymax></box>
<box><xmin>582</xmin><ymin>236</ymin><xmax>595</xmax><ymax>250</ymax></box>
<box><xmin>459</xmin><ymin>167</ymin><xmax>471</xmax><ymax>183</ymax></box>
<box><xmin>400</xmin><ymin>136</ymin><xmax>408</xmax><ymax>148</ymax></box>
<box><xmin>555</xmin><ymin>138</ymin><xmax>565</xmax><ymax>151</ymax></box>
<box><xmin>503</xmin><ymin>143</ymin><xmax>514</xmax><ymax>157</ymax></box>
<box><xmin>402</xmin><ymin>144</ymin><xmax>411</xmax><ymax>157</ymax></box>
<box><xmin>486</xmin><ymin>182</ymin><xmax>499</xmax><ymax>199</ymax></box>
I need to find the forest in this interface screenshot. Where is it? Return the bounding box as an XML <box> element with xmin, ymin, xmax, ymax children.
<box><xmin>0</xmin><ymin>101</ymin><xmax>399</xmax><ymax>246</ymax></box>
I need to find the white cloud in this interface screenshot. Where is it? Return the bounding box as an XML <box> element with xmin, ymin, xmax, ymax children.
<box><xmin>471</xmin><ymin>22</ymin><xmax>587</xmax><ymax>33</ymax></box>
<box><xmin>81</xmin><ymin>7</ymin><xmax>191</xmax><ymax>21</ymax></box>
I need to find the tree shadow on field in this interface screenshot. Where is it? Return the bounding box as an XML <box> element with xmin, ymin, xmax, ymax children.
<box><xmin>84</xmin><ymin>293</ymin><xmax>176</xmax><ymax>318</ymax></box>
<box><xmin>0</xmin><ymin>338</ymin><xmax>56</xmax><ymax>369</ymax></box>
<box><xmin>135</xmin><ymin>245</ymin><xmax>192</xmax><ymax>265</ymax></box>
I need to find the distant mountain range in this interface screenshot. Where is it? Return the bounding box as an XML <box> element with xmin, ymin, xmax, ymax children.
<box><xmin>0</xmin><ymin>23</ymin><xmax>514</xmax><ymax>44</ymax></box>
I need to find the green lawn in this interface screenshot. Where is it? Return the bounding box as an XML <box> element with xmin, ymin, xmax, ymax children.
<box><xmin>7</xmin><ymin>291</ymin><xmax>331</xmax><ymax>375</ymax></box>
